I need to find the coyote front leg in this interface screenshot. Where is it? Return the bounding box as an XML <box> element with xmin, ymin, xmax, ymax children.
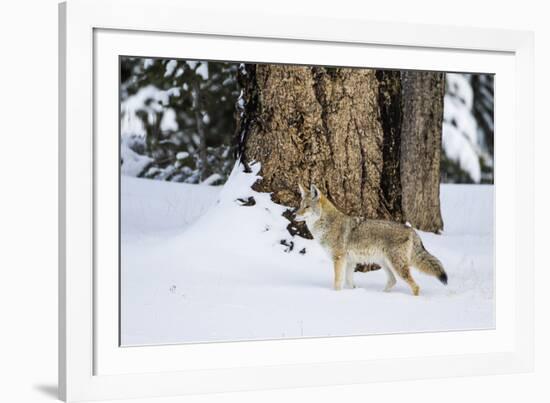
<box><xmin>333</xmin><ymin>254</ymin><xmax>346</xmax><ymax>291</ymax></box>
<box><xmin>382</xmin><ymin>265</ymin><xmax>397</xmax><ymax>292</ymax></box>
<box><xmin>345</xmin><ymin>261</ymin><xmax>356</xmax><ymax>289</ymax></box>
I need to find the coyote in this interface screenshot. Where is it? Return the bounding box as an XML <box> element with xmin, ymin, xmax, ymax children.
<box><xmin>295</xmin><ymin>184</ymin><xmax>447</xmax><ymax>295</ymax></box>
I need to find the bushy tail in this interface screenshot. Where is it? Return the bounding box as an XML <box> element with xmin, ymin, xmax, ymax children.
<box><xmin>412</xmin><ymin>241</ymin><xmax>447</xmax><ymax>285</ymax></box>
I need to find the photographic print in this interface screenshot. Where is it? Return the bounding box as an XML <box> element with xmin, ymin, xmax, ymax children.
<box><xmin>120</xmin><ymin>58</ymin><xmax>494</xmax><ymax>346</ymax></box>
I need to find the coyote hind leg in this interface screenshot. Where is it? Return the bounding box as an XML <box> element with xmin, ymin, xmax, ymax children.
<box><xmin>397</xmin><ymin>265</ymin><xmax>420</xmax><ymax>296</ymax></box>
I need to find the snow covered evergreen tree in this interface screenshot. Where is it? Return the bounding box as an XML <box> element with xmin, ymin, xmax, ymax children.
<box><xmin>441</xmin><ymin>73</ymin><xmax>494</xmax><ymax>184</ymax></box>
<box><xmin>120</xmin><ymin>57</ymin><xmax>239</xmax><ymax>184</ymax></box>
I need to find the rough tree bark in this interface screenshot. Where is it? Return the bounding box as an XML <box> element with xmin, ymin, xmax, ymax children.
<box><xmin>400</xmin><ymin>71</ymin><xmax>445</xmax><ymax>232</ymax></box>
<box><xmin>236</xmin><ymin>64</ymin><xmax>444</xmax><ymax>234</ymax></box>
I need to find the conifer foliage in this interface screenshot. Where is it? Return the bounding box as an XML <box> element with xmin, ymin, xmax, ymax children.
<box><xmin>120</xmin><ymin>57</ymin><xmax>240</xmax><ymax>184</ymax></box>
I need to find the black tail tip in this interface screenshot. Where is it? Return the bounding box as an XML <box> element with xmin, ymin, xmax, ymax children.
<box><xmin>439</xmin><ymin>272</ymin><xmax>448</xmax><ymax>285</ymax></box>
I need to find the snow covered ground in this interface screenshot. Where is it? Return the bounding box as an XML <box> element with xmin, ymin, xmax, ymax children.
<box><xmin>121</xmin><ymin>164</ymin><xmax>494</xmax><ymax>346</ymax></box>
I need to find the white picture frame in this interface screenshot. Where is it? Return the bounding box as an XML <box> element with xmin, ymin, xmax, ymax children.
<box><xmin>59</xmin><ymin>0</ymin><xmax>534</xmax><ymax>401</ymax></box>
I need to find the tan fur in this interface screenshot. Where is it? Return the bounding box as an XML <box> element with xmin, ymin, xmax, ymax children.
<box><xmin>296</xmin><ymin>184</ymin><xmax>447</xmax><ymax>295</ymax></box>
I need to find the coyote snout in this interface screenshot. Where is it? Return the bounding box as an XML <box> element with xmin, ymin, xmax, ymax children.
<box><xmin>297</xmin><ymin>184</ymin><xmax>447</xmax><ymax>296</ymax></box>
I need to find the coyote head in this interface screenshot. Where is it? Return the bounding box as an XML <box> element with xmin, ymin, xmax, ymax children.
<box><xmin>295</xmin><ymin>184</ymin><xmax>322</xmax><ymax>223</ymax></box>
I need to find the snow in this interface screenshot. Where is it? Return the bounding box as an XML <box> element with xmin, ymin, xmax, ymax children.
<box><xmin>196</xmin><ymin>62</ymin><xmax>209</xmax><ymax>80</ymax></box>
<box><xmin>143</xmin><ymin>58</ymin><xmax>154</xmax><ymax>69</ymax></box>
<box><xmin>121</xmin><ymin>176</ymin><xmax>221</xmax><ymax>242</ymax></box>
<box><xmin>186</xmin><ymin>60</ymin><xmax>209</xmax><ymax>80</ymax></box>
<box><xmin>176</xmin><ymin>151</ymin><xmax>189</xmax><ymax>160</ymax></box>
<box><xmin>121</xmin><ymin>85</ymin><xmax>181</xmax><ymax>137</ymax></box>
<box><xmin>164</xmin><ymin>60</ymin><xmax>177</xmax><ymax>77</ymax></box>
<box><xmin>160</xmin><ymin>108</ymin><xmax>177</xmax><ymax>132</ymax></box>
<box><xmin>120</xmin><ymin>137</ymin><xmax>152</xmax><ymax>177</ymax></box>
<box><xmin>121</xmin><ymin>163</ymin><xmax>494</xmax><ymax>346</ymax></box>
<box><xmin>200</xmin><ymin>173</ymin><xmax>222</xmax><ymax>186</ymax></box>
<box><xmin>442</xmin><ymin>121</ymin><xmax>482</xmax><ymax>183</ymax></box>
<box><xmin>447</xmin><ymin>73</ymin><xmax>474</xmax><ymax>109</ymax></box>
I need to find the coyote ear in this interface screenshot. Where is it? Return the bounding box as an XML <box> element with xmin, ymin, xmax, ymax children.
<box><xmin>310</xmin><ymin>184</ymin><xmax>320</xmax><ymax>200</ymax></box>
<box><xmin>298</xmin><ymin>183</ymin><xmax>307</xmax><ymax>198</ymax></box>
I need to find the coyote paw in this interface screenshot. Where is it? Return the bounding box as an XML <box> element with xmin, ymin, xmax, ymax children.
<box><xmin>383</xmin><ymin>283</ymin><xmax>395</xmax><ymax>292</ymax></box>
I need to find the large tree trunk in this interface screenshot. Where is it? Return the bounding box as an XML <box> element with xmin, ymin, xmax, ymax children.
<box><xmin>237</xmin><ymin>64</ymin><xmax>444</xmax><ymax>234</ymax></box>
<box><xmin>400</xmin><ymin>72</ymin><xmax>445</xmax><ymax>232</ymax></box>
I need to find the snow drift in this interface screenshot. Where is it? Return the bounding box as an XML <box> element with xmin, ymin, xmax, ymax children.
<box><xmin>121</xmin><ymin>163</ymin><xmax>494</xmax><ymax>345</ymax></box>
